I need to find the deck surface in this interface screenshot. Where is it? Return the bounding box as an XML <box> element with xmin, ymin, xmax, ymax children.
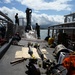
<box><xmin>0</xmin><ymin>37</ymin><xmax>56</xmax><ymax>75</ymax></box>
<box><xmin>0</xmin><ymin>36</ymin><xmax>67</xmax><ymax>75</ymax></box>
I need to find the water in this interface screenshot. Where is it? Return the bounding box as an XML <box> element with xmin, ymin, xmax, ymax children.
<box><xmin>40</xmin><ymin>29</ymin><xmax>53</xmax><ymax>39</ymax></box>
<box><xmin>40</xmin><ymin>29</ymin><xmax>48</xmax><ymax>39</ymax></box>
<box><xmin>40</xmin><ymin>29</ymin><xmax>57</xmax><ymax>40</ymax></box>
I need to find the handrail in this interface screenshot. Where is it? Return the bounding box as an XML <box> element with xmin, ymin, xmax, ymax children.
<box><xmin>47</xmin><ymin>22</ymin><xmax>75</xmax><ymax>41</ymax></box>
<box><xmin>0</xmin><ymin>17</ymin><xmax>12</xmax><ymax>24</ymax></box>
<box><xmin>48</xmin><ymin>27</ymin><xmax>75</xmax><ymax>30</ymax></box>
<box><xmin>49</xmin><ymin>21</ymin><xmax>75</xmax><ymax>27</ymax></box>
<box><xmin>0</xmin><ymin>11</ymin><xmax>13</xmax><ymax>23</ymax></box>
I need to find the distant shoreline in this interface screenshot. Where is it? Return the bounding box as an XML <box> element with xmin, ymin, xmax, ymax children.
<box><xmin>40</xmin><ymin>28</ymin><xmax>47</xmax><ymax>30</ymax></box>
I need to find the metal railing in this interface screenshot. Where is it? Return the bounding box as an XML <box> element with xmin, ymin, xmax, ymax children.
<box><xmin>47</xmin><ymin>22</ymin><xmax>75</xmax><ymax>41</ymax></box>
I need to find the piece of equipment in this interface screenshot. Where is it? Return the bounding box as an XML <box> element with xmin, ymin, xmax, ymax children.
<box><xmin>26</xmin><ymin>42</ymin><xmax>41</xmax><ymax>75</ymax></box>
<box><xmin>10</xmin><ymin>58</ymin><xmax>26</xmax><ymax>65</ymax></box>
<box><xmin>53</xmin><ymin>44</ymin><xmax>72</xmax><ymax>62</ymax></box>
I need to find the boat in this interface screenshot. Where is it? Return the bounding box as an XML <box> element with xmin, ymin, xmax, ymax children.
<box><xmin>0</xmin><ymin>8</ymin><xmax>75</xmax><ymax>75</ymax></box>
<box><xmin>47</xmin><ymin>12</ymin><xmax>75</xmax><ymax>50</ymax></box>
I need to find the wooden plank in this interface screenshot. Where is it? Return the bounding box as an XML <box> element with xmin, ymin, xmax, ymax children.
<box><xmin>15</xmin><ymin>47</ymin><xmax>41</xmax><ymax>59</ymax></box>
<box><xmin>15</xmin><ymin>51</ymin><xmax>23</xmax><ymax>58</ymax></box>
<box><xmin>22</xmin><ymin>47</ymin><xmax>31</xmax><ymax>58</ymax></box>
<box><xmin>22</xmin><ymin>47</ymin><xmax>40</xmax><ymax>59</ymax></box>
<box><xmin>41</xmin><ymin>49</ymin><xmax>48</xmax><ymax>59</ymax></box>
<box><xmin>41</xmin><ymin>49</ymin><xmax>49</xmax><ymax>54</ymax></box>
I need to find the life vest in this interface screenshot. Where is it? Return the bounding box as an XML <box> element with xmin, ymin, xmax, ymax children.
<box><xmin>62</xmin><ymin>55</ymin><xmax>75</xmax><ymax>75</ymax></box>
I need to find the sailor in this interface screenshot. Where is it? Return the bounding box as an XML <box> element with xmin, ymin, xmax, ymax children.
<box><xmin>44</xmin><ymin>35</ymin><xmax>50</xmax><ymax>41</ymax></box>
<box><xmin>26</xmin><ymin>8</ymin><xmax>32</xmax><ymax>24</ymax></box>
<box><xmin>57</xmin><ymin>30</ymin><xmax>68</xmax><ymax>47</ymax></box>
<box><xmin>15</xmin><ymin>13</ymin><xmax>19</xmax><ymax>26</ymax></box>
<box><xmin>25</xmin><ymin>8</ymin><xmax>32</xmax><ymax>32</ymax></box>
<box><xmin>35</xmin><ymin>23</ymin><xmax>40</xmax><ymax>39</ymax></box>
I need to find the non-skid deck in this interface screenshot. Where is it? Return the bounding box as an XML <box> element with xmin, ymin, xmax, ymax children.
<box><xmin>0</xmin><ymin>38</ymin><xmax>55</xmax><ymax>75</ymax></box>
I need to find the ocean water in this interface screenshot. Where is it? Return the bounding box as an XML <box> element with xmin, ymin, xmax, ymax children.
<box><xmin>40</xmin><ymin>29</ymin><xmax>53</xmax><ymax>39</ymax></box>
<box><xmin>40</xmin><ymin>29</ymin><xmax>48</xmax><ymax>39</ymax></box>
<box><xmin>40</xmin><ymin>29</ymin><xmax>49</xmax><ymax>39</ymax></box>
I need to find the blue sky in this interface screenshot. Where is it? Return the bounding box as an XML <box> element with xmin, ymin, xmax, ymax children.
<box><xmin>0</xmin><ymin>0</ymin><xmax>74</xmax><ymax>26</ymax></box>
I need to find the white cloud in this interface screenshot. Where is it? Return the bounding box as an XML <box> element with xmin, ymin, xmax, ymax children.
<box><xmin>0</xmin><ymin>6</ymin><xmax>64</xmax><ymax>26</ymax></box>
<box><xmin>16</xmin><ymin>0</ymin><xmax>72</xmax><ymax>11</ymax></box>
<box><xmin>0</xmin><ymin>6</ymin><xmax>26</xmax><ymax>24</ymax></box>
<box><xmin>33</xmin><ymin>10</ymin><xmax>40</xmax><ymax>13</ymax></box>
<box><xmin>32</xmin><ymin>13</ymin><xmax>64</xmax><ymax>25</ymax></box>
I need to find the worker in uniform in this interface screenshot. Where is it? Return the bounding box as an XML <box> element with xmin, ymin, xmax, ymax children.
<box><xmin>15</xmin><ymin>13</ymin><xmax>19</xmax><ymax>26</ymax></box>
<box><xmin>35</xmin><ymin>23</ymin><xmax>40</xmax><ymax>39</ymax></box>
